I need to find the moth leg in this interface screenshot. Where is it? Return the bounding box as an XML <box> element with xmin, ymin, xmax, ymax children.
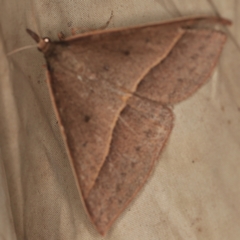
<box><xmin>57</xmin><ymin>31</ymin><xmax>66</xmax><ymax>40</ymax></box>
<box><xmin>98</xmin><ymin>10</ymin><xmax>114</xmax><ymax>30</ymax></box>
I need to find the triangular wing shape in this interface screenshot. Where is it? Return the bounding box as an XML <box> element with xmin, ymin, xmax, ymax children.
<box><xmin>45</xmin><ymin>24</ymin><xmax>184</xmax><ymax>198</ymax></box>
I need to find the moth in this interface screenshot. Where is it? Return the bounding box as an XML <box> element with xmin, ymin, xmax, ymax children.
<box><xmin>27</xmin><ymin>16</ymin><xmax>231</xmax><ymax>235</ymax></box>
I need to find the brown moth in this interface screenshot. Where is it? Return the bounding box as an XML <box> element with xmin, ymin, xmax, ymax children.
<box><xmin>27</xmin><ymin>16</ymin><xmax>231</xmax><ymax>235</ymax></box>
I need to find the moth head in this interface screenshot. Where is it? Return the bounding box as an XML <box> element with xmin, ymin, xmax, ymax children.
<box><xmin>26</xmin><ymin>29</ymin><xmax>51</xmax><ymax>53</ymax></box>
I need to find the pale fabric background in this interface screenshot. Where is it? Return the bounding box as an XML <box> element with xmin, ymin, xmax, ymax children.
<box><xmin>0</xmin><ymin>0</ymin><xmax>240</xmax><ymax>239</ymax></box>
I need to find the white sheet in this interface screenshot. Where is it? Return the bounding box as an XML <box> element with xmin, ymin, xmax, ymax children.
<box><xmin>1</xmin><ymin>0</ymin><xmax>240</xmax><ymax>239</ymax></box>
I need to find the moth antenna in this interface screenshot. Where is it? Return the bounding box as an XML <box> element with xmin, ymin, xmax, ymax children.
<box><xmin>7</xmin><ymin>29</ymin><xmax>50</xmax><ymax>56</ymax></box>
<box><xmin>7</xmin><ymin>1</ymin><xmax>43</xmax><ymax>57</ymax></box>
<box><xmin>7</xmin><ymin>27</ymin><xmax>41</xmax><ymax>55</ymax></box>
<box><xmin>7</xmin><ymin>44</ymin><xmax>38</xmax><ymax>56</ymax></box>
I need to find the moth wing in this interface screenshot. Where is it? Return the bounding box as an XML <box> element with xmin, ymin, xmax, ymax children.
<box><xmin>136</xmin><ymin>29</ymin><xmax>227</xmax><ymax>104</ymax></box>
<box><xmin>80</xmin><ymin>23</ymin><xmax>228</xmax><ymax>235</ymax></box>
<box><xmin>85</xmin><ymin>95</ymin><xmax>174</xmax><ymax>235</ymax></box>
<box><xmin>45</xmin><ymin>24</ymin><xmax>184</xmax><ymax>198</ymax></box>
